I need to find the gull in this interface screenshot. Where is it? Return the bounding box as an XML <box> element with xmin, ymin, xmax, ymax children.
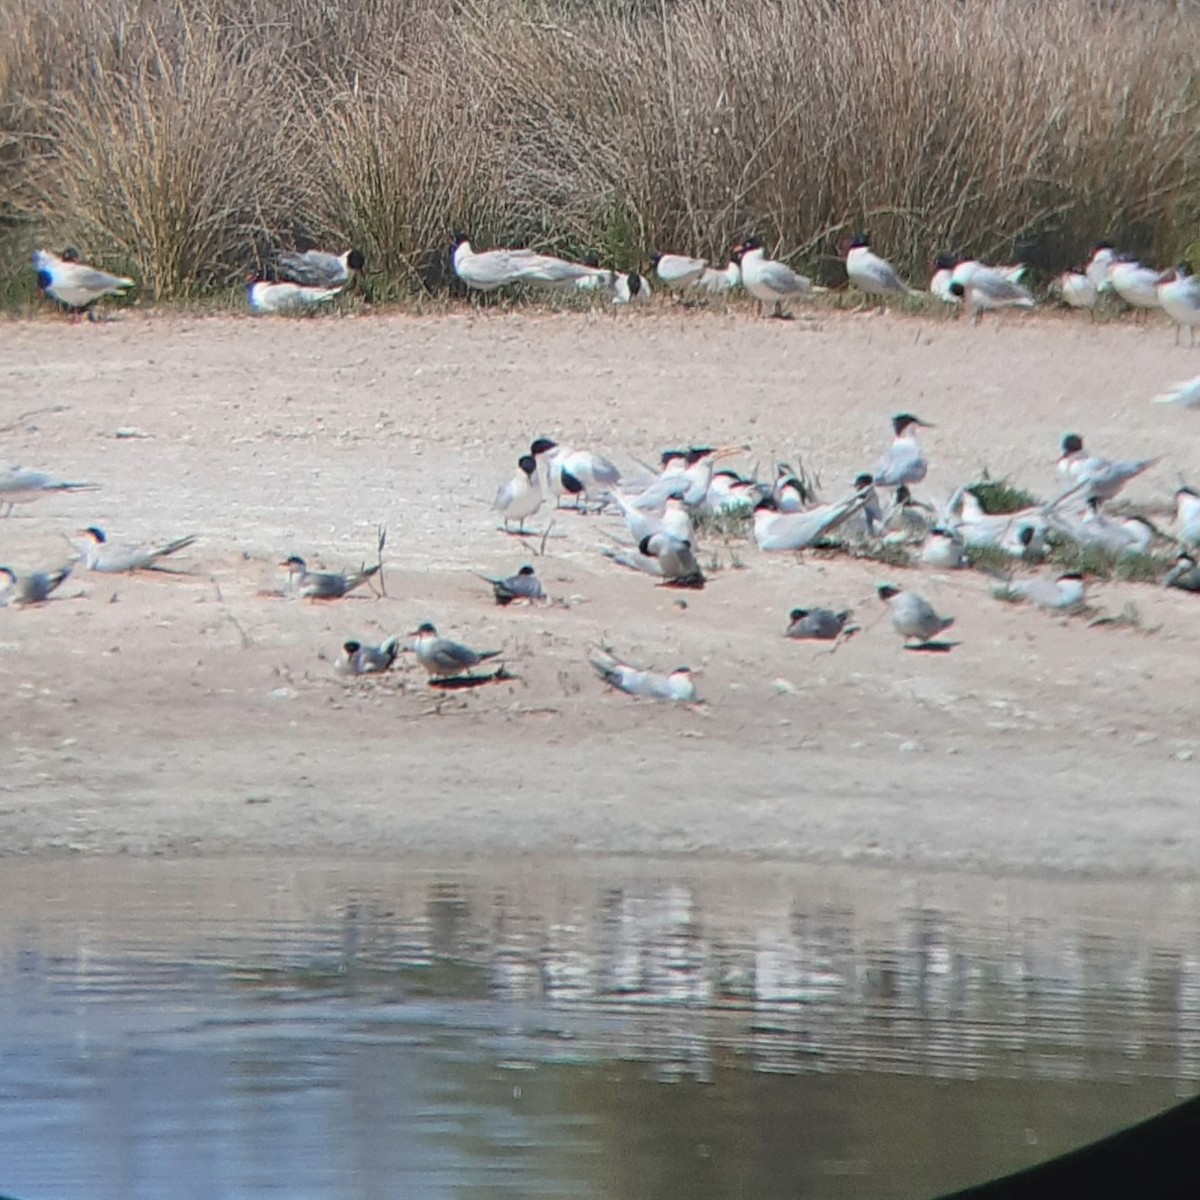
<box><xmin>0</xmin><ymin>564</ymin><xmax>71</xmax><ymax>606</ymax></box>
<box><xmin>529</xmin><ymin>438</ymin><xmax>621</xmax><ymax>509</ymax></box>
<box><xmin>280</xmin><ymin>555</ymin><xmax>379</xmax><ymax>599</ymax></box>
<box><xmin>336</xmin><ymin>637</ymin><xmax>400</xmax><ymax>676</ymax></box>
<box><xmin>994</xmin><ymin>572</ymin><xmax>1087</xmax><ymax>610</ymax></box>
<box><xmin>930</xmin><ymin>254</ymin><xmax>959</xmax><ymax>303</ymax></box>
<box><xmin>695</xmin><ymin>261</ymin><xmax>740</xmax><ymax>293</ymax></box>
<box><xmin>873</xmin><ymin>413</ymin><xmax>933</xmax><ymax>488</ymax></box>
<box><xmin>948</xmin><ymin>263</ymin><xmax>1035</xmax><ymax>323</ymax></box>
<box><xmin>493</xmin><ymin>454</ymin><xmax>543</xmax><ymax>532</ymax></box>
<box><xmin>478</xmin><ymin>564</ymin><xmax>545</xmax><ymax>605</ymax></box>
<box><xmin>1153</xmin><ymin>376</ymin><xmax>1200</xmax><ymax>409</ymax></box>
<box><xmin>1086</xmin><ymin>242</ymin><xmax>1116</xmax><ymax>293</ymax></box>
<box><xmin>733</xmin><ymin>237</ymin><xmax>820</xmax><ymax>318</ymax></box>
<box><xmin>1173</xmin><ymin>487</ymin><xmax>1200</xmax><ymax>546</ymax></box>
<box><xmin>611</xmin><ymin>271</ymin><xmax>652</xmax><ymax>305</ymax></box>
<box><xmin>451</xmin><ymin>235</ymin><xmax>539</xmax><ymax>291</ymax></box>
<box><xmin>587</xmin><ymin>648</ymin><xmax>697</xmax><ymax>703</ymax></box>
<box><xmin>878</xmin><ymin>585</ymin><xmax>954</xmax><ymax>646</ymax></box>
<box><xmin>752</xmin><ymin>490</ymin><xmax>866</xmax><ymax>552</ymax></box>
<box><xmin>1158</xmin><ymin>263</ymin><xmax>1200</xmax><ymax>346</ymax></box>
<box><xmin>1163</xmin><ymin>553</ymin><xmax>1200</xmax><ymax>593</ymax></box>
<box><xmin>785</xmin><ymin>607</ymin><xmax>854</xmax><ymax>640</ymax></box>
<box><xmin>652</xmin><ymin>252</ymin><xmax>707</xmax><ymax>289</ymax></box>
<box><xmin>409</xmin><ymin>622</ymin><xmax>501</xmax><ymax>678</ymax></box>
<box><xmin>844</xmin><ymin>233</ymin><xmax>918</xmax><ymax>299</ymax></box>
<box><xmin>1055</xmin><ymin>433</ymin><xmax>1159</xmax><ymax>503</ymax></box>
<box><xmin>79</xmin><ymin>526</ymin><xmax>197</xmax><ymax>573</ymax></box>
<box><xmin>248</xmin><ymin>278</ymin><xmax>343</xmax><ymax>314</ymax></box>
<box><xmin>1052</xmin><ymin>269</ymin><xmax>1098</xmax><ymax>314</ymax></box>
<box><xmin>33</xmin><ymin>248</ymin><xmax>133</xmax><ymax>317</ymax></box>
<box><xmin>0</xmin><ymin>467</ymin><xmax>98</xmax><ymax>517</ymax></box>
<box><xmin>276</xmin><ymin>248</ymin><xmax>365</xmax><ymax>288</ymax></box>
<box><xmin>1109</xmin><ymin>259</ymin><xmax>1164</xmax><ymax>318</ymax></box>
<box><xmin>921</xmin><ymin>527</ymin><xmax>968</xmax><ymax>569</ymax></box>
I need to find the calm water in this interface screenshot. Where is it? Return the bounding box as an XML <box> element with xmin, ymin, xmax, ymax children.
<box><xmin>0</xmin><ymin>858</ymin><xmax>1197</xmax><ymax>1200</ymax></box>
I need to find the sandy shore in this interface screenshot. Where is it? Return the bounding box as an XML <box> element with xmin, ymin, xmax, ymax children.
<box><xmin>1</xmin><ymin>306</ymin><xmax>1197</xmax><ymax>876</ymax></box>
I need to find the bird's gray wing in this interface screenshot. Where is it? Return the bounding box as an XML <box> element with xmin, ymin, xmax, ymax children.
<box><xmin>760</xmin><ymin>260</ymin><xmax>810</xmax><ymax>295</ymax></box>
<box><xmin>277</xmin><ymin>251</ymin><xmax>341</xmax><ymax>287</ymax></box>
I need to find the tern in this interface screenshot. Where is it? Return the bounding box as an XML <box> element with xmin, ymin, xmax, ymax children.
<box><xmin>881</xmin><ymin>484</ymin><xmax>936</xmax><ymax>541</ymax></box>
<box><xmin>248</xmin><ymin>278</ymin><xmax>343</xmax><ymax>314</ymax></box>
<box><xmin>587</xmin><ymin>648</ymin><xmax>697</xmax><ymax>703</ymax></box>
<box><xmin>1163</xmin><ymin>553</ymin><xmax>1200</xmax><ymax>592</ymax></box>
<box><xmin>1052</xmin><ymin>269</ymin><xmax>1098</xmax><ymax>313</ymax></box>
<box><xmin>652</xmin><ymin>253</ymin><xmax>707</xmax><ymax>289</ymax></box>
<box><xmin>950</xmin><ymin>490</ymin><xmax>1047</xmax><ymax>558</ymax></box>
<box><xmin>529</xmin><ymin>438</ymin><xmax>621</xmax><ymax>508</ymax></box>
<box><xmin>844</xmin><ymin>233</ymin><xmax>918</xmax><ymax>299</ymax></box>
<box><xmin>994</xmin><ymin>572</ymin><xmax>1087</xmax><ymax>610</ymax></box>
<box><xmin>276</xmin><ymin>248</ymin><xmax>365</xmax><ymax>288</ymax></box>
<box><xmin>948</xmin><ymin>262</ymin><xmax>1035</xmax><ymax>323</ymax></box>
<box><xmin>1173</xmin><ymin>487</ymin><xmax>1200</xmax><ymax>546</ymax></box>
<box><xmin>613</xmin><ymin>491</ymin><xmax>692</xmax><ymax>545</ymax></box>
<box><xmin>695</xmin><ymin>261</ymin><xmax>740</xmax><ymax>293</ymax></box>
<box><xmin>752</xmin><ymin>491</ymin><xmax>866</xmax><ymax>552</ymax></box>
<box><xmin>281</xmin><ymin>555</ymin><xmax>379</xmax><ymax>599</ymax></box>
<box><xmin>33</xmin><ymin>247</ymin><xmax>133</xmax><ymax>317</ymax></box>
<box><xmin>637</xmin><ymin>532</ymin><xmax>705</xmax><ymax>587</ymax></box>
<box><xmin>1109</xmin><ymin>259</ymin><xmax>1164</xmax><ymax>317</ymax></box>
<box><xmin>930</xmin><ymin>254</ymin><xmax>959</xmax><ymax>303</ymax></box>
<box><xmin>1055</xmin><ymin>434</ymin><xmax>1158</xmax><ymax>503</ymax></box>
<box><xmin>921</xmin><ymin>527</ymin><xmax>968</xmax><ymax>569</ymax></box>
<box><xmin>1158</xmin><ymin>263</ymin><xmax>1200</xmax><ymax>346</ymax></box>
<box><xmin>733</xmin><ymin>238</ymin><xmax>819</xmax><ymax>318</ymax></box>
<box><xmin>79</xmin><ymin>526</ymin><xmax>197</xmax><ymax>573</ymax></box>
<box><xmin>878</xmin><ymin>584</ymin><xmax>954</xmax><ymax>646</ymax></box>
<box><xmin>1086</xmin><ymin>242</ymin><xmax>1116</xmax><ymax>294</ymax></box>
<box><xmin>410</xmin><ymin>622</ymin><xmax>501</xmax><ymax>677</ymax></box>
<box><xmin>1152</xmin><ymin>376</ymin><xmax>1200</xmax><ymax>409</ymax></box>
<box><xmin>478</xmin><ymin>563</ymin><xmax>545</xmax><ymax>605</ymax></box>
<box><xmin>873</xmin><ymin>413</ymin><xmax>933</xmax><ymax>488</ymax></box>
<box><xmin>493</xmin><ymin>454</ymin><xmax>543</xmax><ymax>532</ymax></box>
<box><xmin>0</xmin><ymin>467</ymin><xmax>98</xmax><ymax>517</ymax></box>
<box><xmin>336</xmin><ymin>637</ymin><xmax>400</xmax><ymax>676</ymax></box>
<box><xmin>785</xmin><ymin>607</ymin><xmax>854</xmax><ymax>640</ymax></box>
<box><xmin>0</xmin><ymin>564</ymin><xmax>71</xmax><ymax>606</ymax></box>
<box><xmin>1044</xmin><ymin>500</ymin><xmax>1157</xmax><ymax>556</ymax></box>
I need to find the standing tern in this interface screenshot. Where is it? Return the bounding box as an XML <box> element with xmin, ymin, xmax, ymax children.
<box><xmin>78</xmin><ymin>527</ymin><xmax>198</xmax><ymax>573</ymax></box>
<box><xmin>409</xmin><ymin>622</ymin><xmax>501</xmax><ymax>678</ymax></box>
<box><xmin>1163</xmin><ymin>553</ymin><xmax>1200</xmax><ymax>592</ymax></box>
<box><xmin>733</xmin><ymin>238</ymin><xmax>820</xmax><ymax>318</ymax></box>
<box><xmin>336</xmin><ymin>637</ymin><xmax>400</xmax><ymax>676</ymax></box>
<box><xmin>994</xmin><ymin>572</ymin><xmax>1087</xmax><ymax>610</ymax></box>
<box><xmin>529</xmin><ymin>438</ymin><xmax>621</xmax><ymax>508</ymax></box>
<box><xmin>878</xmin><ymin>584</ymin><xmax>955</xmax><ymax>646</ymax></box>
<box><xmin>0</xmin><ymin>564</ymin><xmax>71</xmax><ymax>606</ymax></box>
<box><xmin>1055</xmin><ymin>434</ymin><xmax>1158</xmax><ymax>503</ymax></box>
<box><xmin>478</xmin><ymin>564</ymin><xmax>545</xmax><ymax>605</ymax></box>
<box><xmin>1158</xmin><ymin>263</ymin><xmax>1200</xmax><ymax>346</ymax></box>
<box><xmin>33</xmin><ymin>248</ymin><xmax>133</xmax><ymax>317</ymax></box>
<box><xmin>587</xmin><ymin>648</ymin><xmax>697</xmax><ymax>703</ymax></box>
<box><xmin>248</xmin><ymin>278</ymin><xmax>343</xmax><ymax>314</ymax></box>
<box><xmin>844</xmin><ymin>234</ymin><xmax>918</xmax><ymax>299</ymax></box>
<box><xmin>873</xmin><ymin>413</ymin><xmax>933</xmax><ymax>489</ymax></box>
<box><xmin>637</xmin><ymin>532</ymin><xmax>705</xmax><ymax>587</ymax></box>
<box><xmin>1086</xmin><ymin>242</ymin><xmax>1116</xmax><ymax>294</ymax></box>
<box><xmin>0</xmin><ymin>467</ymin><xmax>98</xmax><ymax>517</ymax></box>
<box><xmin>1173</xmin><ymin>487</ymin><xmax>1200</xmax><ymax>547</ymax></box>
<box><xmin>1052</xmin><ymin>269</ymin><xmax>1099</xmax><ymax>313</ymax></box>
<box><xmin>281</xmin><ymin>555</ymin><xmax>380</xmax><ymax>599</ymax></box>
<box><xmin>1109</xmin><ymin>259</ymin><xmax>1164</xmax><ymax>318</ymax></box>
<box><xmin>276</xmin><ymin>248</ymin><xmax>365</xmax><ymax>288</ymax></box>
<box><xmin>785</xmin><ymin>607</ymin><xmax>854</xmax><ymax>640</ymax></box>
<box><xmin>652</xmin><ymin>253</ymin><xmax>707</xmax><ymax>289</ymax></box>
<box><xmin>493</xmin><ymin>455</ymin><xmax>543</xmax><ymax>533</ymax></box>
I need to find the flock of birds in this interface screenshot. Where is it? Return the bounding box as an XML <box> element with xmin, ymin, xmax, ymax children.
<box><xmin>13</xmin><ymin>231</ymin><xmax>1200</xmax><ymax>706</ymax></box>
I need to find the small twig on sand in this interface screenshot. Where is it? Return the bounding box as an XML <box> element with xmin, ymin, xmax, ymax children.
<box><xmin>376</xmin><ymin>525</ymin><xmax>388</xmax><ymax>596</ymax></box>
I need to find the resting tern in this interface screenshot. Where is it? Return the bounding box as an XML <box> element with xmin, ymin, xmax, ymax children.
<box><xmin>1086</xmin><ymin>242</ymin><xmax>1116</xmax><ymax>294</ymax></box>
<box><xmin>280</xmin><ymin>555</ymin><xmax>379</xmax><ymax>599</ymax></box>
<box><xmin>0</xmin><ymin>564</ymin><xmax>71</xmax><ymax>606</ymax></box>
<box><xmin>1173</xmin><ymin>487</ymin><xmax>1200</xmax><ymax>546</ymax></box>
<box><xmin>624</xmin><ymin>446</ymin><xmax>736</xmax><ymax>512</ymax></box>
<box><xmin>478</xmin><ymin>564</ymin><xmax>545</xmax><ymax>605</ymax></box>
<box><xmin>33</xmin><ymin>247</ymin><xmax>133</xmax><ymax>316</ymax></box>
<box><xmin>1055</xmin><ymin>433</ymin><xmax>1158</xmax><ymax>503</ymax></box>
<box><xmin>637</xmin><ymin>532</ymin><xmax>705</xmax><ymax>587</ymax></box>
<box><xmin>1109</xmin><ymin>259</ymin><xmax>1164</xmax><ymax>316</ymax></box>
<box><xmin>1052</xmin><ymin>269</ymin><xmax>1098</xmax><ymax>313</ymax></box>
<box><xmin>0</xmin><ymin>467</ymin><xmax>98</xmax><ymax>517</ymax></box>
<box><xmin>409</xmin><ymin>622</ymin><xmax>501</xmax><ymax>677</ymax></box>
<box><xmin>1163</xmin><ymin>553</ymin><xmax>1200</xmax><ymax>593</ymax></box>
<box><xmin>248</xmin><ymin>278</ymin><xmax>342</xmax><ymax>314</ymax></box>
<box><xmin>79</xmin><ymin>526</ymin><xmax>197</xmax><ymax>573</ymax></box>
<box><xmin>336</xmin><ymin>637</ymin><xmax>400</xmax><ymax>676</ymax></box>
<box><xmin>873</xmin><ymin>413</ymin><xmax>933</xmax><ymax>488</ymax></box>
<box><xmin>529</xmin><ymin>438</ymin><xmax>621</xmax><ymax>508</ymax></box>
<box><xmin>844</xmin><ymin>234</ymin><xmax>918</xmax><ymax>298</ymax></box>
<box><xmin>1158</xmin><ymin>263</ymin><xmax>1200</xmax><ymax>346</ymax></box>
<box><xmin>587</xmin><ymin>648</ymin><xmax>697</xmax><ymax>703</ymax></box>
<box><xmin>652</xmin><ymin>253</ymin><xmax>707</xmax><ymax>289</ymax></box>
<box><xmin>752</xmin><ymin>490</ymin><xmax>866</xmax><ymax>552</ymax></box>
<box><xmin>1153</xmin><ymin>376</ymin><xmax>1200</xmax><ymax>409</ymax></box>
<box><xmin>950</xmin><ymin>489</ymin><xmax>1047</xmax><ymax>557</ymax></box>
<box><xmin>881</xmin><ymin>484</ymin><xmax>936</xmax><ymax>541</ymax></box>
<box><xmin>994</xmin><ymin>572</ymin><xmax>1086</xmax><ymax>610</ymax></box>
<box><xmin>921</xmin><ymin>527</ymin><xmax>968</xmax><ymax>569</ymax></box>
<box><xmin>1044</xmin><ymin>500</ymin><xmax>1157</xmax><ymax>556</ymax></box>
<box><xmin>878</xmin><ymin>584</ymin><xmax>954</xmax><ymax>646</ymax></box>
<box><xmin>276</xmin><ymin>248</ymin><xmax>365</xmax><ymax>288</ymax></box>
<box><xmin>733</xmin><ymin>238</ymin><xmax>819</xmax><ymax>318</ymax></box>
<box><xmin>785</xmin><ymin>607</ymin><xmax>854</xmax><ymax>640</ymax></box>
<box><xmin>613</xmin><ymin>491</ymin><xmax>692</xmax><ymax>545</ymax></box>
<box><xmin>493</xmin><ymin>455</ymin><xmax>543</xmax><ymax>532</ymax></box>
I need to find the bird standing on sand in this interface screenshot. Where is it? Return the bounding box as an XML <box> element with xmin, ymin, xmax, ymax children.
<box><xmin>493</xmin><ymin>455</ymin><xmax>544</xmax><ymax>533</ymax></box>
<box><xmin>0</xmin><ymin>467</ymin><xmax>98</xmax><ymax>517</ymax></box>
<box><xmin>410</xmin><ymin>622</ymin><xmax>501</xmax><ymax>678</ymax></box>
<box><xmin>844</xmin><ymin>234</ymin><xmax>917</xmax><ymax>299</ymax></box>
<box><xmin>1055</xmin><ymin>434</ymin><xmax>1158</xmax><ymax>503</ymax></box>
<box><xmin>878</xmin><ymin>584</ymin><xmax>955</xmax><ymax>646</ymax></box>
<box><xmin>34</xmin><ymin>248</ymin><xmax>133</xmax><ymax>318</ymax></box>
<box><xmin>652</xmin><ymin>253</ymin><xmax>707</xmax><ymax>289</ymax></box>
<box><xmin>1158</xmin><ymin>263</ymin><xmax>1200</xmax><ymax>346</ymax></box>
<box><xmin>873</xmin><ymin>414</ymin><xmax>933</xmax><ymax>489</ymax></box>
<box><xmin>733</xmin><ymin>237</ymin><xmax>820</xmax><ymax>319</ymax></box>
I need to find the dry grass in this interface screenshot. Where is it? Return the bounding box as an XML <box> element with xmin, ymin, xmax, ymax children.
<box><xmin>3</xmin><ymin>0</ymin><xmax>1200</xmax><ymax>301</ymax></box>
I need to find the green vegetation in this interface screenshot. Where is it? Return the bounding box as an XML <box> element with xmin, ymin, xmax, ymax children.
<box><xmin>5</xmin><ymin>0</ymin><xmax>1200</xmax><ymax>302</ymax></box>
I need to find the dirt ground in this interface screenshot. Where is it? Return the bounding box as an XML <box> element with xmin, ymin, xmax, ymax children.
<box><xmin>1</xmin><ymin>305</ymin><xmax>1197</xmax><ymax>876</ymax></box>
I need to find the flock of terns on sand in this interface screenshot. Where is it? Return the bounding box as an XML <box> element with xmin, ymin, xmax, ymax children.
<box><xmin>11</xmin><ymin>233</ymin><xmax>1200</xmax><ymax>705</ymax></box>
